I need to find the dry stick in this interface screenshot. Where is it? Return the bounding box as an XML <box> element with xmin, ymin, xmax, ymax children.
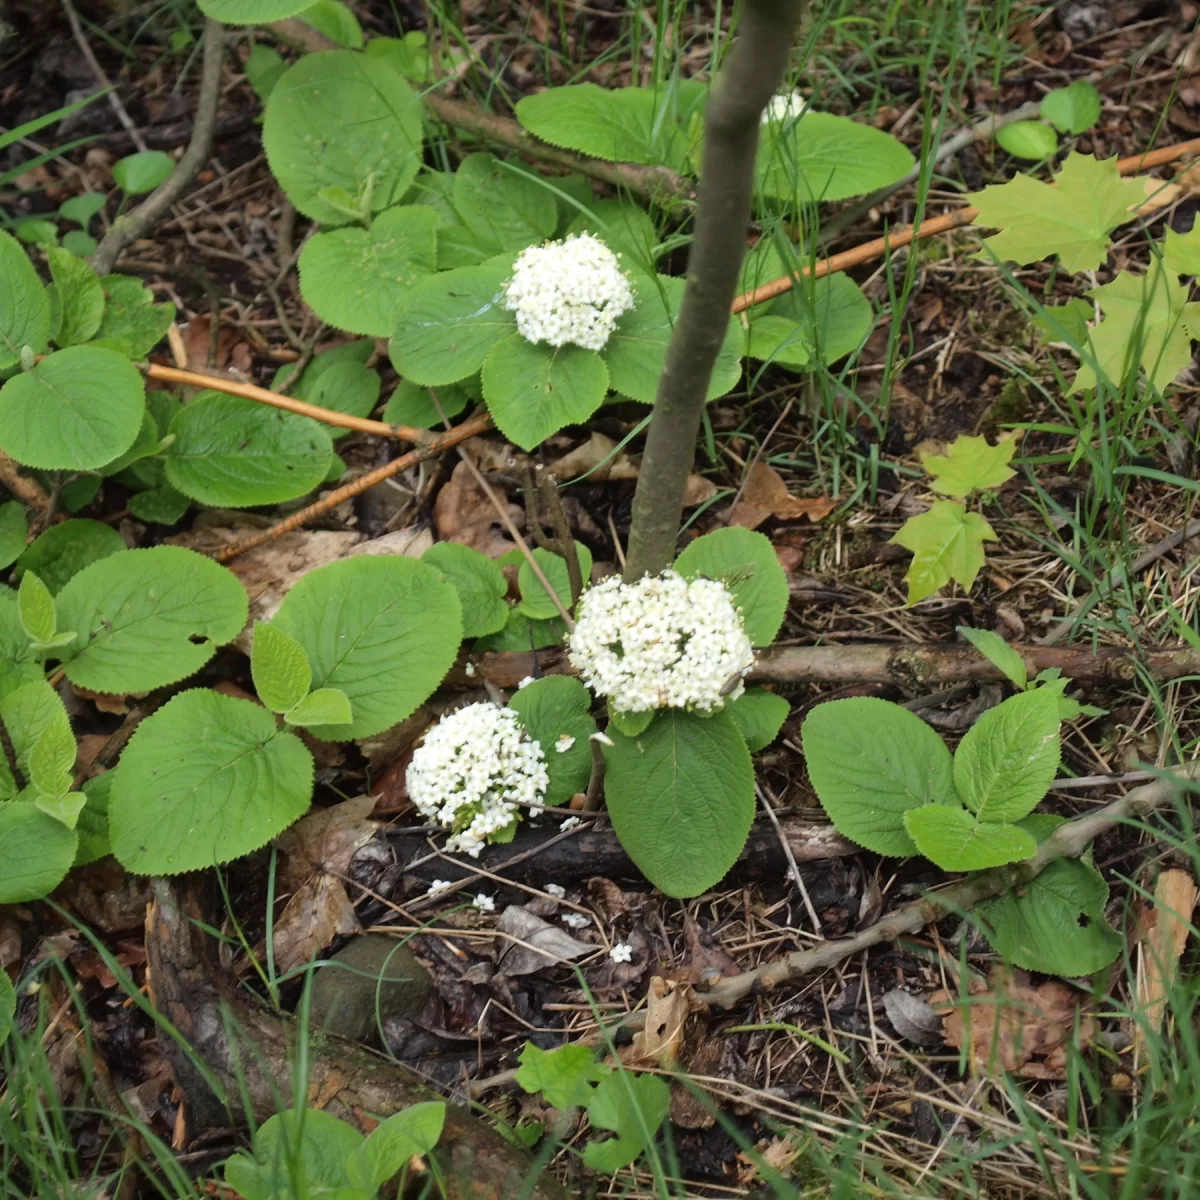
<box><xmin>90</xmin><ymin>18</ymin><xmax>225</xmax><ymax>276</ymax></box>
<box><xmin>624</xmin><ymin>0</ymin><xmax>806</xmax><ymax>579</ymax></box>
<box><xmin>699</xmin><ymin>764</ymin><xmax>1200</xmax><ymax>1010</ymax></box>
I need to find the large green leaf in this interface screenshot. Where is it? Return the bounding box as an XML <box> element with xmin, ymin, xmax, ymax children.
<box><xmin>389</xmin><ymin>260</ymin><xmax>515</xmax><ymax>386</ymax></box>
<box><xmin>0</xmin><ymin>804</ymin><xmax>77</xmax><ymax>903</ymax></box>
<box><xmin>565</xmin><ymin>198</ymin><xmax>660</xmax><ymax>274</ymax></box>
<box><xmin>46</xmin><ymin>247</ymin><xmax>104</xmax><ymax>346</ymax></box>
<box><xmin>197</xmin><ymin>0</ymin><xmax>313</xmax><ymax>24</ymax></box>
<box><xmin>452</xmin><ymin>153</ymin><xmax>559</xmax><ymax>254</ymax></box>
<box><xmin>604</xmin><ymin>708</ymin><xmax>754</xmax><ymax>897</ymax></box>
<box><xmin>953</xmin><ymin>687</ymin><xmax>1060</xmax><ymax>823</ymax></box>
<box><xmin>0</xmin><ymin>347</ymin><xmax>144</xmax><ymax>470</ymax></box>
<box><xmin>0</xmin><ymin>590</ymin><xmax>41</xmax><ymax>701</ymax></box>
<box><xmin>903</xmin><ymin>805</ymin><xmax>1036</xmax><ymax>871</ymax></box>
<box><xmin>422</xmin><ymin>542</ymin><xmax>508</xmax><ymax>637</ymax></box>
<box><xmin>298</xmin><ymin>204</ymin><xmax>438</xmax><ymax>337</ymax></box>
<box><xmin>509</xmin><ymin>675</ymin><xmax>597</xmax><ymax>806</ymax></box>
<box><xmin>0</xmin><ymin>230</ymin><xmax>50</xmax><ymax>369</ymax></box>
<box><xmin>165</xmin><ymin>391</ymin><xmax>332</xmax><ymax>507</ymax></box>
<box><xmin>55</xmin><ymin>547</ymin><xmax>249</xmax><ymax>694</ymax></box>
<box><xmin>109</xmin><ymin>689</ymin><xmax>313</xmax><ymax>874</ymax></box>
<box><xmin>92</xmin><ymin>275</ymin><xmax>174</xmax><ymax>358</ymax></box>
<box><xmin>767</xmin><ymin>273</ymin><xmax>874</xmax><ymax>366</ymax></box>
<box><xmin>482</xmin><ymin>336</ymin><xmax>608</xmax><ymax>451</ymax></box>
<box><xmin>15</xmin><ymin>519</ymin><xmax>126</xmax><ymax>594</ymax></box>
<box><xmin>673</xmin><ymin>527</ymin><xmax>788</xmax><ymax>647</ymax></box>
<box><xmin>271</xmin><ymin>556</ymin><xmax>462</xmax><ymax>740</ymax></box>
<box><xmin>263</xmin><ymin>51</ymin><xmax>423</xmax><ymax>225</ymax></box>
<box><xmin>801</xmin><ymin>697</ymin><xmax>957</xmax><ymax>857</ymax></box>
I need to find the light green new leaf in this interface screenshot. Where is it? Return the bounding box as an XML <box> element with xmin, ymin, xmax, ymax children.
<box><xmin>298</xmin><ymin>0</ymin><xmax>363</xmax><ymax>47</ymax></box>
<box><xmin>921</xmin><ymin>434</ymin><xmax>1017</xmax><ymax>498</ymax></box>
<box><xmin>347</xmin><ymin>1102</ymin><xmax>445</xmax><ymax>1192</ymax></box>
<box><xmin>0</xmin><ymin>230</ymin><xmax>51</xmax><ymax>369</ymax></box>
<box><xmin>452</xmin><ymin>153</ymin><xmax>559</xmax><ymax>254</ymax></box>
<box><xmin>299</xmin><ymin>203</ymin><xmax>438</xmax><ymax>337</ymax></box>
<box><xmin>515</xmin><ymin>1043</ymin><xmax>604</xmax><ymax>1110</ymax></box>
<box><xmin>165</xmin><ymin>391</ymin><xmax>333</xmax><ymax>507</ymax></box>
<box><xmin>802</xmin><ymin>697</ymin><xmax>957</xmax><ymax>857</ymax></box>
<box><xmin>1032</xmin><ymin>297</ymin><xmax>1092</xmax><ymax>345</ymax></box>
<box><xmin>15</xmin><ymin>519</ymin><xmax>126</xmax><ymax>594</ymax></box>
<box><xmin>953</xmin><ymin>687</ymin><xmax>1060</xmax><ymax>823</ymax></box>
<box><xmin>55</xmin><ymin>547</ymin><xmax>249</xmax><ymax>694</ymax></box>
<box><xmin>608</xmin><ymin>705</ymin><xmax>654</xmax><ymax>738</ymax></box>
<box><xmin>517</xmin><ymin>543</ymin><xmax>594</xmax><ymax>621</ymax></box>
<box><xmin>890</xmin><ymin>501</ymin><xmax>997</xmax><ymax>605</ymax></box>
<box><xmin>35</xmin><ymin>792</ymin><xmax>86</xmax><ymax>831</ymax></box>
<box><xmin>0</xmin><ymin>591</ymin><xmax>41</xmax><ymax>701</ymax></box>
<box><xmin>251</xmin><ymin>622</ymin><xmax>312</xmax><ymax>714</ymax></box>
<box><xmin>1163</xmin><ymin>222</ymin><xmax>1200</xmax><ymax>275</ymax></box>
<box><xmin>197</xmin><ymin>0</ymin><xmax>311</xmax><ymax>21</ymax></box>
<box><xmin>1040</xmin><ymin>81</ymin><xmax>1101</xmax><ymax>134</ymax></box>
<box><xmin>0</xmin><ymin>680</ymin><xmax>73</xmax><ymax>781</ymax></box>
<box><xmin>956</xmin><ymin>625</ymin><xmax>1028</xmax><ymax>690</ymax></box>
<box><xmin>727</xmin><ymin>687</ymin><xmax>789</xmax><ymax>752</ymax></box>
<box><xmin>969</xmin><ymin>152</ymin><xmax>1144</xmax><ymax>271</ymax></box>
<box><xmin>285</xmin><ymin>688</ymin><xmax>353</xmax><ymax>728</ymax></box>
<box><xmin>673</xmin><ymin>526</ymin><xmax>788</xmax><ymax>647</ymax></box>
<box><xmin>389</xmin><ymin>260</ymin><xmax>515</xmax><ymax>386</ymax></box>
<box><xmin>93</xmin><ymin>275</ymin><xmax>175</xmax><ymax>358</ymax></box>
<box><xmin>244</xmin><ymin>44</ymin><xmax>287</xmax><ymax>104</ymax></box>
<box><xmin>128</xmin><ymin>486</ymin><xmax>190</xmax><ymax>525</ymax></box>
<box><xmin>582</xmin><ymin>1071</ymin><xmax>671</xmax><ymax>1173</ymax></box>
<box><xmin>509</xmin><ymin>675</ymin><xmax>597</xmax><ymax>806</ymax></box>
<box><xmin>47</xmin><ymin>247</ymin><xmax>103</xmax><ymax>346</ymax></box>
<box><xmin>59</xmin><ymin>192</ymin><xmax>105</xmax><ymax>228</ymax></box>
<box><xmin>113</xmin><ymin>150</ymin><xmax>173</xmax><ymax>196</ymax></box>
<box><xmin>422</xmin><ymin>542</ymin><xmax>508</xmax><ymax>637</ymax></box>
<box><xmin>904</xmin><ymin>805</ymin><xmax>1037</xmax><ymax>872</ymax></box>
<box><xmin>482</xmin><ymin>336</ymin><xmax>609</xmax><ymax>451</ymax></box>
<box><xmin>110</xmin><ymin>689</ymin><xmax>313</xmax><ymax>874</ymax></box>
<box><xmin>0</xmin><ymin>346</ymin><xmax>144</xmax><ymax>470</ymax></box>
<box><xmin>364</xmin><ymin>31</ymin><xmax>433</xmax><ymax>83</ymax></box>
<box><xmin>995</xmin><ymin>120</ymin><xmax>1058</xmax><ymax>161</ymax></box>
<box><xmin>18</xmin><ymin>571</ymin><xmax>57</xmax><ymax>644</ymax></box>
<box><xmin>0</xmin><ymin>804</ymin><xmax>77</xmax><ymax>903</ymax></box>
<box><xmin>0</xmin><ymin>500</ymin><xmax>27</xmax><ymax>572</ymax></box>
<box><xmin>604</xmin><ymin>708</ymin><xmax>754</xmax><ymax>897</ymax></box>
<box><xmin>271</xmin><ymin>556</ymin><xmax>462</xmax><ymax>740</ymax></box>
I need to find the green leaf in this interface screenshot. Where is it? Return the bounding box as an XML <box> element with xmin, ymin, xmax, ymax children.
<box><xmin>76</xmin><ymin>772</ymin><xmax>113</xmax><ymax>866</ymax></box>
<box><xmin>46</xmin><ymin>247</ymin><xmax>103</xmax><ymax>346</ymax></box>
<box><xmin>727</xmin><ymin>688</ymin><xmax>789</xmax><ymax>752</ymax></box>
<box><xmin>956</xmin><ymin>626</ymin><xmax>1027</xmax><ymax>690</ymax></box>
<box><xmin>364</xmin><ymin>31</ymin><xmax>433</xmax><ymax>84</ymax></box>
<box><xmin>1</xmin><ymin>681</ymin><xmax>73</xmax><ymax>786</ymax></box>
<box><xmin>384</xmin><ymin>378</ymin><xmax>470</xmax><ymax>429</ymax></box>
<box><xmin>244</xmin><ymin>44</ymin><xmax>288</xmax><ymax>105</ymax></box>
<box><xmin>0</xmin><ymin>346</ymin><xmax>144</xmax><ymax>471</ymax></box>
<box><xmin>565</xmin><ymin>198</ymin><xmax>660</xmax><ymax>273</ymax></box>
<box><xmin>452</xmin><ymin>153</ymin><xmax>559</xmax><ymax>254</ymax></box>
<box><xmin>299</xmin><ymin>204</ymin><xmax>438</xmax><ymax>337</ymax></box>
<box><xmin>14</xmin><ymin>519</ymin><xmax>125</xmax><ymax>594</ymax></box>
<box><xmin>294</xmin><ymin>360</ymin><xmax>381</xmax><ymax>442</ymax></box>
<box><xmin>517</xmin><ymin>543</ymin><xmax>593</xmax><ymax>620</ymax></box>
<box><xmin>673</xmin><ymin>527</ymin><xmax>788</xmax><ymax>647</ymax></box>
<box><xmin>604</xmin><ymin>708</ymin><xmax>754</xmax><ymax>897</ymax></box>
<box><xmin>0</xmin><ymin>592</ymin><xmax>41</xmax><ymax>701</ymax></box>
<box><xmin>968</xmin><ymin>152</ymin><xmax>1144</xmax><ymax>271</ymax></box>
<box><xmin>756</xmin><ymin>113</ymin><xmax>914</xmax><ymax>204</ymax></box>
<box><xmin>197</xmin><ymin>0</ymin><xmax>312</xmax><ymax>21</ymax></box>
<box><xmin>604</xmin><ymin>274</ymin><xmax>742</xmax><ymax>405</ymax></box>
<box><xmin>389</xmin><ymin>260</ymin><xmax>515</xmax><ymax>386</ymax></box>
<box><xmin>55</xmin><ymin>547</ymin><xmax>249</xmax><ymax>694</ymax></box>
<box><xmin>953</xmin><ymin>687</ymin><xmax>1060</xmax><ymax>823</ymax></box>
<box><xmin>769</xmin><ymin>257</ymin><xmax>874</xmax><ymax>370</ymax></box>
<box><xmin>285</xmin><ymin>687</ymin><xmax>353</xmax><ymax>727</ymax></box>
<box><xmin>224</xmin><ymin>1108</ymin><xmax>363</xmax><ymax>1200</ymax></box>
<box><xmin>61</xmin><ymin>231</ymin><xmax>97</xmax><ymax>259</ymax></box>
<box><xmin>15</xmin><ymin>219</ymin><xmax>57</xmax><ymax>248</ymax></box>
<box><xmin>889</xmin><ymin>501</ymin><xmax>997</xmax><ymax>605</ymax></box>
<box><xmin>976</xmin><ymin>857</ymin><xmax>1122</xmax><ymax>975</ymax></box>
<box><xmin>607</xmin><ymin>705</ymin><xmax>654</xmax><ymax>738</ymax></box>
<box><xmin>801</xmin><ymin>697</ymin><xmax>957</xmax><ymax>857</ymax></box>
<box><xmin>1163</xmin><ymin>222</ymin><xmax>1200</xmax><ymax>275</ymax></box>
<box><xmin>509</xmin><ymin>676</ymin><xmax>598</xmax><ymax>806</ymax></box>
<box><xmin>298</xmin><ymin>0</ymin><xmax>363</xmax><ymax>47</ymax></box>
<box><xmin>0</xmin><ymin>804</ymin><xmax>77</xmax><ymax>903</ymax></box>
<box><xmin>0</xmin><ymin>230</ymin><xmax>51</xmax><ymax>369</ymax></box>
<box><xmin>165</xmin><ymin>391</ymin><xmax>332</xmax><ymax>507</ymax></box>
<box><xmin>422</xmin><ymin>542</ymin><xmax>508</xmax><ymax>637</ymax></box>
<box><xmin>903</xmin><ymin>805</ymin><xmax>1037</xmax><ymax>871</ymax></box>
<box><xmin>0</xmin><ymin>500</ymin><xmax>27</xmax><ymax>572</ymax></box>
<box><xmin>474</xmin><ymin>607</ymin><xmax>566</xmax><ymax>653</ymax></box>
<box><xmin>921</xmin><ymin>434</ymin><xmax>1017</xmax><ymax>498</ymax></box>
<box><xmin>109</xmin><ymin>689</ymin><xmax>313</xmax><ymax>874</ymax></box>
<box><xmin>746</xmin><ymin>315</ymin><xmax>812</xmax><ymax>368</ymax></box>
<box><xmin>112</xmin><ymin>150</ymin><xmax>173</xmax><ymax>196</ymax></box>
<box><xmin>28</xmin><ymin>720</ymin><xmax>74</xmax><ymax>795</ymax></box>
<box><xmin>1032</xmin><ymin>297</ymin><xmax>1092</xmax><ymax>345</ymax></box>
<box><xmin>582</xmin><ymin>1071</ymin><xmax>670</xmax><ymax>1173</ymax></box>
<box><xmin>36</xmin><ymin>791</ymin><xmax>86</xmax><ymax>831</ymax></box>
<box><xmin>92</xmin><ymin>275</ymin><xmax>175</xmax><ymax>359</ymax></box>
<box><xmin>251</xmin><ymin>621</ymin><xmax>312</xmax><ymax>713</ymax></box>
<box><xmin>58</xmin><ymin>192</ymin><xmax>106</xmax><ymax>227</ymax></box>
<box><xmin>18</xmin><ymin>571</ymin><xmax>56</xmax><ymax>644</ymax></box>
<box><xmin>128</xmin><ymin>486</ymin><xmax>190</xmax><ymax>525</ymax></box>
<box><xmin>995</xmin><ymin>120</ymin><xmax>1058</xmax><ymax>161</ymax></box>
<box><xmin>271</xmin><ymin>556</ymin><xmax>462</xmax><ymax>740</ymax></box>
<box><xmin>263</xmin><ymin>51</ymin><xmax>423</xmax><ymax>225</ymax></box>
<box><xmin>347</xmin><ymin>1102</ymin><xmax>445</xmax><ymax>1192</ymax></box>
<box><xmin>515</xmin><ymin>1042</ymin><xmax>605</xmax><ymax>1109</ymax></box>
<box><xmin>482</xmin><ymin>336</ymin><xmax>609</xmax><ymax>451</ymax></box>
<box><xmin>1040</xmin><ymin>81</ymin><xmax>1101</xmax><ymax>134</ymax></box>
<box><xmin>0</xmin><ymin>966</ymin><xmax>13</xmax><ymax>1048</ymax></box>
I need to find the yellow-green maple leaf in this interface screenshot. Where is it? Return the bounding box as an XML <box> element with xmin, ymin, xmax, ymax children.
<box><xmin>890</xmin><ymin>501</ymin><xmax>997</xmax><ymax>605</ymax></box>
<box><xmin>920</xmin><ymin>434</ymin><xmax>1017</xmax><ymax>499</ymax></box>
<box><xmin>1072</xmin><ymin>263</ymin><xmax>1200</xmax><ymax>393</ymax></box>
<box><xmin>969</xmin><ymin>153</ymin><xmax>1144</xmax><ymax>272</ymax></box>
<box><xmin>1163</xmin><ymin>222</ymin><xmax>1200</xmax><ymax>276</ymax></box>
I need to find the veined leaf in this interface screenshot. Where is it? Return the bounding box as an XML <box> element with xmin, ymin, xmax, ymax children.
<box><xmin>509</xmin><ymin>675</ymin><xmax>597</xmax><ymax>806</ymax></box>
<box><xmin>921</xmin><ymin>434</ymin><xmax>1017</xmax><ymax>499</ymax></box>
<box><xmin>422</xmin><ymin>542</ymin><xmax>508</xmax><ymax>637</ymax></box>
<box><xmin>0</xmin><ymin>230</ymin><xmax>51</xmax><ymax>369</ymax></box>
<box><xmin>904</xmin><ymin>805</ymin><xmax>1037</xmax><ymax>871</ymax></box>
<box><xmin>890</xmin><ymin>501</ymin><xmax>997</xmax><ymax>605</ymax></box>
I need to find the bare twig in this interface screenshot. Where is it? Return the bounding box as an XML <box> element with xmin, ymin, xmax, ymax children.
<box><xmin>757</xmin><ymin>782</ymin><xmax>821</xmax><ymax>934</ymax></box>
<box><xmin>582</xmin><ymin>732</ymin><xmax>609</xmax><ymax>811</ymax></box>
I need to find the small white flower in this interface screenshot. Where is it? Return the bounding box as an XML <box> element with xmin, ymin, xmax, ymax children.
<box><xmin>517</xmin><ymin>675</ymin><xmax>536</xmax><ymax>690</ymax></box>
<box><xmin>428</xmin><ymin>879</ymin><xmax>453</xmax><ymax>896</ymax></box>
<box><xmin>465</xmin><ymin>661</ymin><xmax>476</xmax><ymax>678</ymax></box>
<box><xmin>472</xmin><ymin>893</ymin><xmax>495</xmax><ymax>913</ymax></box>
<box><xmin>555</xmin><ymin>733</ymin><xmax>576</xmax><ymax>754</ymax></box>
<box><xmin>568</xmin><ymin>571</ymin><xmax>754</xmax><ymax>715</ymax></box>
<box><xmin>407</xmin><ymin>703</ymin><xmax>549</xmax><ymax>857</ymax></box>
<box><xmin>545</xmin><ymin>883</ymin><xmax>566</xmax><ymax>898</ymax></box>
<box><xmin>503</xmin><ymin>234</ymin><xmax>635</xmax><ymax>352</ymax></box>
<box><xmin>609</xmin><ymin>942</ymin><xmax>633</xmax><ymax>964</ymax></box>
<box><xmin>561</xmin><ymin>912</ymin><xmax>589</xmax><ymax>929</ymax></box>
<box><xmin>761</xmin><ymin>90</ymin><xmax>808</xmax><ymax>126</ymax></box>
<box><xmin>560</xmin><ymin>816</ymin><xmax>583</xmax><ymax>832</ymax></box>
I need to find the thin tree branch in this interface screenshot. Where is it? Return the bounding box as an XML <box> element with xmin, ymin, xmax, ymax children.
<box><xmin>90</xmin><ymin>19</ymin><xmax>225</xmax><ymax>276</ymax></box>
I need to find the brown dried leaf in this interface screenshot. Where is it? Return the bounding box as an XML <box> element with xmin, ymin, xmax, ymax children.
<box><xmin>629</xmin><ymin>976</ymin><xmax>697</xmax><ymax>1068</ymax></box>
<box><xmin>682</xmin><ymin>911</ymin><xmax>740</xmax><ymax>985</ymax></box>
<box><xmin>587</xmin><ymin>877</ymin><xmax>631</xmax><ymax>919</ymax></box>
<box><xmin>729</xmin><ymin>462</ymin><xmax>836</xmax><ymax>530</ymax></box>
<box><xmin>181</xmin><ymin>315</ymin><xmax>248</xmax><ymax>372</ymax></box>
<box><xmin>1135</xmin><ymin>869</ymin><xmax>1198</xmax><ymax>1048</ymax></box>
<box><xmin>434</xmin><ymin>459</ymin><xmax>523</xmax><ymax>558</ymax></box>
<box><xmin>274</xmin><ymin>795</ymin><xmax>380</xmax><ymax>891</ymax></box>
<box><xmin>272</xmin><ymin>874</ymin><xmax>361</xmax><ymax>975</ymax></box>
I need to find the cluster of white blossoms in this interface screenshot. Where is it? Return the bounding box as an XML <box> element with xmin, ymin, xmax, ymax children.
<box><xmin>761</xmin><ymin>90</ymin><xmax>809</xmax><ymax>125</ymax></box>
<box><xmin>503</xmin><ymin>233</ymin><xmax>635</xmax><ymax>351</ymax></box>
<box><xmin>568</xmin><ymin>571</ymin><xmax>754</xmax><ymax>714</ymax></box>
<box><xmin>407</xmin><ymin>702</ymin><xmax>549</xmax><ymax>857</ymax></box>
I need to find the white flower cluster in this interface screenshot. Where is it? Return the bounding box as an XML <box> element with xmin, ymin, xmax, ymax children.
<box><xmin>407</xmin><ymin>702</ymin><xmax>549</xmax><ymax>857</ymax></box>
<box><xmin>761</xmin><ymin>90</ymin><xmax>809</xmax><ymax>126</ymax></box>
<box><xmin>503</xmin><ymin>233</ymin><xmax>634</xmax><ymax>351</ymax></box>
<box><xmin>568</xmin><ymin>571</ymin><xmax>754</xmax><ymax>714</ymax></box>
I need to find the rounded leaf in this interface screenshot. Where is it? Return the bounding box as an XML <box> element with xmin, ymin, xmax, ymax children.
<box><xmin>15</xmin><ymin>519</ymin><xmax>126</xmax><ymax>594</ymax></box>
<box><xmin>252</xmin><ymin>622</ymin><xmax>312</xmax><ymax>713</ymax></box>
<box><xmin>508</xmin><ymin>676</ymin><xmax>597</xmax><ymax>806</ymax></box>
<box><xmin>263</xmin><ymin>51</ymin><xmax>423</xmax><ymax>225</ymax></box>
<box><xmin>271</xmin><ymin>556</ymin><xmax>462</xmax><ymax>740</ymax></box>
<box><xmin>383</xmin><ymin>377</ymin><xmax>471</xmax><ymax>429</ymax></box>
<box><xmin>904</xmin><ymin>805</ymin><xmax>1037</xmax><ymax>872</ymax></box>
<box><xmin>47</xmin><ymin>247</ymin><xmax>104</xmax><ymax>346</ymax></box>
<box><xmin>0</xmin><ymin>501</ymin><xmax>27</xmax><ymax>572</ymax></box>
<box><xmin>0</xmin><ymin>229</ymin><xmax>51</xmax><ymax>369</ymax></box>
<box><xmin>0</xmin><ymin>804</ymin><xmax>77</xmax><ymax>903</ymax></box>
<box><xmin>603</xmin><ymin>708</ymin><xmax>754</xmax><ymax>897</ymax></box>
<box><xmin>996</xmin><ymin>120</ymin><xmax>1059</xmax><ymax>162</ymax></box>
<box><xmin>726</xmin><ymin>687</ymin><xmax>789</xmax><ymax>753</ymax></box>
<box><xmin>112</xmin><ymin>150</ymin><xmax>174</xmax><ymax>196</ymax></box>
<box><xmin>451</xmin><ymin>153</ymin><xmax>558</xmax><ymax>254</ymax></box>
<box><xmin>110</xmin><ymin>690</ymin><xmax>313</xmax><ymax>874</ymax></box>
<box><xmin>422</xmin><ymin>542</ymin><xmax>508</xmax><ymax>637</ymax></box>
<box><xmin>198</xmin><ymin>0</ymin><xmax>312</xmax><ymax>21</ymax></box>
<box><xmin>1040</xmin><ymin>81</ymin><xmax>1101</xmax><ymax>135</ymax></box>
<box><xmin>0</xmin><ymin>346</ymin><xmax>144</xmax><ymax>470</ymax></box>
<box><xmin>767</xmin><ymin>273</ymin><xmax>874</xmax><ymax>367</ymax></box>
<box><xmin>517</xmin><ymin>543</ymin><xmax>593</xmax><ymax>620</ymax></box>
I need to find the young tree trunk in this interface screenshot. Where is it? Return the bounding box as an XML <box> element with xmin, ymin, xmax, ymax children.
<box><xmin>623</xmin><ymin>0</ymin><xmax>806</xmax><ymax>579</ymax></box>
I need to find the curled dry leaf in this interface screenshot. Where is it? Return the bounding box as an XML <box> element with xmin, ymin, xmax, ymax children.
<box><xmin>272</xmin><ymin>873</ymin><xmax>362</xmax><ymax>975</ymax></box>
<box><xmin>1134</xmin><ymin>868</ymin><xmax>1198</xmax><ymax>1052</ymax></box>
<box><xmin>434</xmin><ymin>459</ymin><xmax>524</xmax><ymax>559</ymax></box>
<box><xmin>587</xmin><ymin>876</ymin><xmax>631</xmax><ymax>919</ymax></box>
<box><xmin>628</xmin><ymin>976</ymin><xmax>701</xmax><ymax>1069</ymax></box>
<box><xmin>273</xmin><ymin>794</ymin><xmax>380</xmax><ymax>892</ymax></box>
<box><xmin>495</xmin><ymin>905</ymin><xmax>591</xmax><ymax>976</ymax></box>
<box><xmin>882</xmin><ymin>988</ymin><xmax>944</xmax><ymax>1047</ymax></box>
<box><xmin>728</xmin><ymin>461</ymin><xmax>836</xmax><ymax>531</ymax></box>
<box><xmin>548</xmin><ymin>431</ymin><xmax>717</xmax><ymax>508</ymax></box>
